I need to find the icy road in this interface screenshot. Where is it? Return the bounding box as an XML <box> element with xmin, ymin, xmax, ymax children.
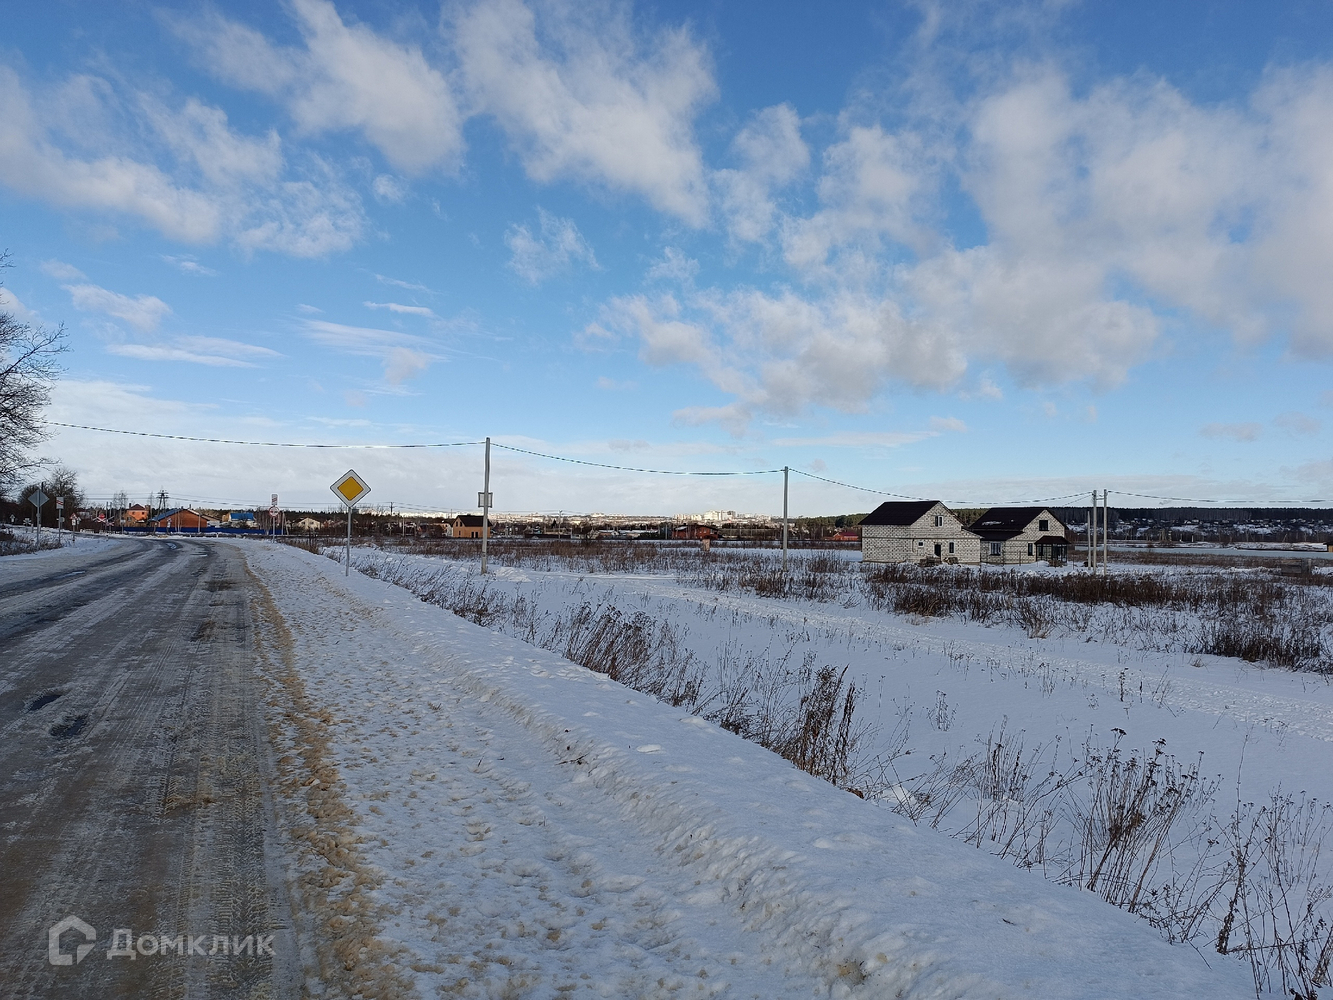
<box><xmin>1</xmin><ymin>538</ymin><xmax>1254</xmax><ymax>997</ymax></box>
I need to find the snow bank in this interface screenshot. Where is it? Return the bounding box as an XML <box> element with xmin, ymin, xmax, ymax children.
<box><xmin>245</xmin><ymin>542</ymin><xmax>1253</xmax><ymax>998</ymax></box>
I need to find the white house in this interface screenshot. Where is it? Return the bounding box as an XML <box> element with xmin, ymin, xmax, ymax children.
<box><xmin>968</xmin><ymin>507</ymin><xmax>1069</xmax><ymax>565</ymax></box>
<box><xmin>860</xmin><ymin>500</ymin><xmax>980</xmax><ymax>565</ymax></box>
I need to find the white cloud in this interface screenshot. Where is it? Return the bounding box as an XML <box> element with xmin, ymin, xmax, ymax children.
<box><xmin>372</xmin><ymin>174</ymin><xmax>407</xmax><ymax>202</ymax></box>
<box><xmin>645</xmin><ymin>247</ymin><xmax>698</xmax><ymax>284</ymax></box>
<box><xmin>171</xmin><ymin>0</ymin><xmax>462</xmax><ymax>175</ymax></box>
<box><xmin>1274</xmin><ymin>411</ymin><xmax>1321</xmax><ymax>436</ymax></box>
<box><xmin>929</xmin><ymin>416</ymin><xmax>967</xmax><ymax>433</ymax></box>
<box><xmin>161</xmin><ymin>254</ymin><xmax>218</xmax><ymax>276</ymax></box>
<box><xmin>505</xmin><ymin>208</ymin><xmax>597</xmax><ymax>283</ymax></box>
<box><xmin>40</xmin><ymin>259</ymin><xmax>85</xmax><ymax>280</ymax></box>
<box><xmin>302</xmin><ymin>319</ymin><xmax>432</xmax><ymax>354</ymax></box>
<box><xmin>0</xmin><ymin>64</ymin><xmax>364</xmax><ymax>256</ymax></box>
<box><xmin>0</xmin><ymin>288</ymin><xmax>38</xmax><ymax>322</ymax></box>
<box><xmin>589</xmin><ymin>287</ymin><xmax>964</xmax><ymax>428</ymax></box>
<box><xmin>670</xmin><ymin>403</ymin><xmax>751</xmax><ymax>437</ymax></box>
<box><xmin>715</xmin><ymin>103</ymin><xmax>808</xmax><ymax>243</ymax></box>
<box><xmin>771</xmin><ymin>430</ymin><xmax>934</xmax><ymax>448</ymax></box>
<box><xmin>365</xmin><ymin>301</ymin><xmax>436</xmax><ymax>317</ymax></box>
<box><xmin>382</xmin><ymin>346</ymin><xmax>431</xmax><ymax>384</ymax></box>
<box><xmin>455</xmin><ymin>0</ymin><xmax>715</xmax><ymax>223</ymax></box>
<box><xmin>781</xmin><ymin>124</ymin><xmax>934</xmax><ymax>269</ymax></box>
<box><xmin>1201</xmin><ymin>422</ymin><xmax>1263</xmax><ymax>442</ymax></box>
<box><xmin>105</xmin><ymin>334</ymin><xmax>275</xmax><ymax>368</ymax></box>
<box><xmin>107</xmin><ymin>344</ymin><xmax>254</xmax><ymax>367</ymax></box>
<box><xmin>65</xmin><ymin>283</ymin><xmax>171</xmax><ymax>331</ymax></box>
<box><xmin>374</xmin><ymin>273</ymin><xmax>432</xmax><ymax>293</ymax></box>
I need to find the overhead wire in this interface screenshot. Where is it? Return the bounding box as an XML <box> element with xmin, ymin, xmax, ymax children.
<box><xmin>42</xmin><ymin>421</ymin><xmax>1333</xmax><ymax>510</ymax></box>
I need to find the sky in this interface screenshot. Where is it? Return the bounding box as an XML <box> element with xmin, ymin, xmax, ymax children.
<box><xmin>2</xmin><ymin>0</ymin><xmax>1333</xmax><ymax>517</ymax></box>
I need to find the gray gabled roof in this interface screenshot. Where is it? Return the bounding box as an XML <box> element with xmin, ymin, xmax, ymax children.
<box><xmin>860</xmin><ymin>500</ymin><xmax>942</xmax><ymax>527</ymax></box>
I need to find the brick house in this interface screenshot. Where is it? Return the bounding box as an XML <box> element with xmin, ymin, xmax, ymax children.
<box><xmin>860</xmin><ymin>500</ymin><xmax>980</xmax><ymax>565</ymax></box>
<box><xmin>968</xmin><ymin>507</ymin><xmax>1069</xmax><ymax>565</ymax></box>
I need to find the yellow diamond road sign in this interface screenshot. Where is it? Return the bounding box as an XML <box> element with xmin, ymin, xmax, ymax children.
<box><xmin>331</xmin><ymin>469</ymin><xmax>370</xmax><ymax>507</ymax></box>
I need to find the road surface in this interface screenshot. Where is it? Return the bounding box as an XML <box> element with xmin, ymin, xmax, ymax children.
<box><xmin>0</xmin><ymin>537</ymin><xmax>299</xmax><ymax>999</ymax></box>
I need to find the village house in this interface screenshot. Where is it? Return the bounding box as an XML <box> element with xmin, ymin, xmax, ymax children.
<box><xmin>968</xmin><ymin>507</ymin><xmax>1069</xmax><ymax>565</ymax></box>
<box><xmin>151</xmin><ymin>508</ymin><xmax>214</xmax><ymax>531</ymax></box>
<box><xmin>224</xmin><ymin>511</ymin><xmax>256</xmax><ymax>526</ymax></box>
<box><xmin>123</xmin><ymin>504</ymin><xmax>150</xmax><ymax>524</ymax></box>
<box><xmin>292</xmin><ymin>517</ymin><xmax>323</xmax><ymax>532</ymax></box>
<box><xmin>860</xmin><ymin>500</ymin><xmax>980</xmax><ymax>565</ymax></box>
<box><xmin>453</xmin><ymin>514</ymin><xmax>486</xmax><ymax>539</ymax></box>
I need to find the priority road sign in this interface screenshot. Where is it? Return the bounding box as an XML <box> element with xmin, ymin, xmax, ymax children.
<box><xmin>330</xmin><ymin>470</ymin><xmax>370</xmax><ymax>507</ymax></box>
<box><xmin>30</xmin><ymin>490</ymin><xmax>48</xmax><ymax>508</ymax></box>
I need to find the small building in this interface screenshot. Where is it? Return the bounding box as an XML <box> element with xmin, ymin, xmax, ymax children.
<box><xmin>293</xmin><ymin>517</ymin><xmax>323</xmax><ymax>532</ymax></box>
<box><xmin>152</xmin><ymin>508</ymin><xmax>213</xmax><ymax>531</ymax></box>
<box><xmin>968</xmin><ymin>507</ymin><xmax>1069</xmax><ymax>565</ymax></box>
<box><xmin>225</xmin><ymin>511</ymin><xmax>256</xmax><ymax>525</ymax></box>
<box><xmin>123</xmin><ymin>504</ymin><xmax>150</xmax><ymax>524</ymax></box>
<box><xmin>453</xmin><ymin>514</ymin><xmax>486</xmax><ymax>539</ymax></box>
<box><xmin>673</xmin><ymin>523</ymin><xmax>717</xmax><ymax>541</ymax></box>
<box><xmin>860</xmin><ymin>500</ymin><xmax>979</xmax><ymax>564</ymax></box>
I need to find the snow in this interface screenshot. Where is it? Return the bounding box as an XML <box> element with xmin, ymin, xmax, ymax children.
<box><xmin>243</xmin><ymin>541</ymin><xmax>1257</xmax><ymax>997</ymax></box>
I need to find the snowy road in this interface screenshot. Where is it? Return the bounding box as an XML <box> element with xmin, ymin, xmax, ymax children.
<box><xmin>0</xmin><ymin>538</ymin><xmax>298</xmax><ymax>999</ymax></box>
<box><xmin>245</xmin><ymin>542</ymin><xmax>1256</xmax><ymax>998</ymax></box>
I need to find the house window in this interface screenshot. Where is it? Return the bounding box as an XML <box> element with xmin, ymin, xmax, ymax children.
<box><xmin>918</xmin><ymin>540</ymin><xmax>924</xmax><ymax>546</ymax></box>
<box><xmin>948</xmin><ymin>541</ymin><xmax>955</xmax><ymax>554</ymax></box>
<box><xmin>1028</xmin><ymin>542</ymin><xmax>1034</xmax><ymax>556</ymax></box>
<box><xmin>989</xmin><ymin>541</ymin><xmax>1002</xmax><ymax>556</ymax></box>
<box><xmin>934</xmin><ymin>514</ymin><xmax>943</xmax><ymax>527</ymax></box>
<box><xmin>1038</xmin><ymin>519</ymin><xmax>1049</xmax><ymax>532</ymax></box>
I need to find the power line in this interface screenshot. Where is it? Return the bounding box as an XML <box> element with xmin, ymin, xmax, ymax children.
<box><xmin>1111</xmin><ymin>489</ymin><xmax>1333</xmax><ymax>505</ymax></box>
<box><xmin>788</xmin><ymin>469</ymin><xmax>1090</xmax><ymax>507</ymax></box>
<box><xmin>45</xmin><ymin>421</ymin><xmax>482</xmax><ymax>449</ymax></box>
<box><xmin>490</xmin><ymin>442</ymin><xmax>782</xmax><ymax>477</ymax></box>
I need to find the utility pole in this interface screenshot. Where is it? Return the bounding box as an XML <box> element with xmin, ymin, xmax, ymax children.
<box><xmin>782</xmin><ymin>466</ymin><xmax>789</xmax><ymax>572</ymax></box>
<box><xmin>1089</xmin><ymin>491</ymin><xmax>1096</xmax><ymax>570</ymax></box>
<box><xmin>1100</xmin><ymin>489</ymin><xmax>1110</xmax><ymax>577</ymax></box>
<box><xmin>481</xmin><ymin>436</ymin><xmax>491</xmax><ymax>575</ymax></box>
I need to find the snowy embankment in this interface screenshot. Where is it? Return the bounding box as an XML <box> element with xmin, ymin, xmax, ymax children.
<box><xmin>243</xmin><ymin>542</ymin><xmax>1252</xmax><ymax>998</ymax></box>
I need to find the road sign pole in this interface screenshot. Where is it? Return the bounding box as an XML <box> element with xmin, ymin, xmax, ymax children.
<box><xmin>330</xmin><ymin>470</ymin><xmax>370</xmax><ymax>578</ymax></box>
<box><xmin>481</xmin><ymin>436</ymin><xmax>491</xmax><ymax>575</ymax></box>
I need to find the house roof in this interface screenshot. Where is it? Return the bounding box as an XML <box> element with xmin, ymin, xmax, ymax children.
<box><xmin>455</xmin><ymin>514</ymin><xmax>484</xmax><ymax>527</ymax></box>
<box><xmin>1034</xmin><ymin>535</ymin><xmax>1070</xmax><ymax>547</ymax></box>
<box><xmin>859</xmin><ymin>500</ymin><xmax>942</xmax><ymax>527</ymax></box>
<box><xmin>968</xmin><ymin>507</ymin><xmax>1060</xmax><ymax>540</ymax></box>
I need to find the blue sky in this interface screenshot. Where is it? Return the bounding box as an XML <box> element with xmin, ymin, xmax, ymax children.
<box><xmin>2</xmin><ymin>0</ymin><xmax>1332</xmax><ymax>515</ymax></box>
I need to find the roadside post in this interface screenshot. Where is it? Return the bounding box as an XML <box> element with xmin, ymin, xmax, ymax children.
<box><xmin>480</xmin><ymin>436</ymin><xmax>492</xmax><ymax>575</ymax></box>
<box><xmin>56</xmin><ymin>497</ymin><xmax>64</xmax><ymax>543</ymax></box>
<box><xmin>30</xmin><ymin>489</ymin><xmax>48</xmax><ymax>547</ymax></box>
<box><xmin>269</xmin><ymin>494</ymin><xmax>279</xmax><ymax>539</ymax></box>
<box><xmin>330</xmin><ymin>470</ymin><xmax>371</xmax><ymax>577</ymax></box>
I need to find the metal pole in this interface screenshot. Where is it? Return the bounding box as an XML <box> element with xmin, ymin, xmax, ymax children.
<box><xmin>1101</xmin><ymin>489</ymin><xmax>1109</xmax><ymax>577</ymax></box>
<box><xmin>782</xmin><ymin>466</ymin><xmax>789</xmax><ymax>572</ymax></box>
<box><xmin>1089</xmin><ymin>491</ymin><xmax>1096</xmax><ymax>569</ymax></box>
<box><xmin>346</xmin><ymin>505</ymin><xmax>352</xmax><ymax>576</ymax></box>
<box><xmin>481</xmin><ymin>436</ymin><xmax>491</xmax><ymax>575</ymax></box>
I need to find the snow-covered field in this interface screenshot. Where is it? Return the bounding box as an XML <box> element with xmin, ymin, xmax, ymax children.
<box><xmin>284</xmin><ymin>539</ymin><xmax>1333</xmax><ymax>997</ymax></box>
<box><xmin>238</xmin><ymin>540</ymin><xmax>1295</xmax><ymax>997</ymax></box>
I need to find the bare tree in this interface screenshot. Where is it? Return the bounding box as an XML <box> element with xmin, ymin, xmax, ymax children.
<box><xmin>0</xmin><ymin>250</ymin><xmax>67</xmax><ymax>494</ymax></box>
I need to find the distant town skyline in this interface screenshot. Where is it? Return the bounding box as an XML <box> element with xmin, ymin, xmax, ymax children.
<box><xmin>3</xmin><ymin>1</ymin><xmax>1333</xmax><ymax>515</ymax></box>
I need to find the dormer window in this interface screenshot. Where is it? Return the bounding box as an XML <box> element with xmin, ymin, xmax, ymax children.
<box><xmin>1038</xmin><ymin>519</ymin><xmax>1049</xmax><ymax>532</ymax></box>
